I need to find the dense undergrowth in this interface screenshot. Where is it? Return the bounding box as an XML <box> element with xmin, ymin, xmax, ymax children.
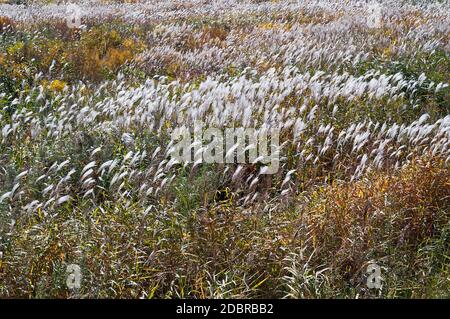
<box><xmin>0</xmin><ymin>0</ymin><xmax>449</xmax><ymax>298</ymax></box>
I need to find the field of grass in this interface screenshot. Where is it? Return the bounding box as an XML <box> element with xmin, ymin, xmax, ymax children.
<box><xmin>0</xmin><ymin>0</ymin><xmax>449</xmax><ymax>298</ymax></box>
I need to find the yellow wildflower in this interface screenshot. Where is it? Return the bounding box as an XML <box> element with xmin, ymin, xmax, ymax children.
<box><xmin>49</xmin><ymin>80</ymin><xmax>67</xmax><ymax>92</ymax></box>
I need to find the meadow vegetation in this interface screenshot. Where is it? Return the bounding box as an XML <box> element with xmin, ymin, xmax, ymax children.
<box><xmin>0</xmin><ymin>0</ymin><xmax>448</xmax><ymax>298</ymax></box>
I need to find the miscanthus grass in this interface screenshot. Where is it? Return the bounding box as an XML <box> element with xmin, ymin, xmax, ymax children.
<box><xmin>0</xmin><ymin>0</ymin><xmax>449</xmax><ymax>298</ymax></box>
